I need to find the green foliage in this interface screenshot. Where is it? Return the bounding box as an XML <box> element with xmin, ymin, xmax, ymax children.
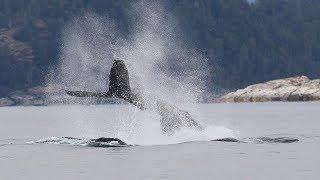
<box><xmin>172</xmin><ymin>0</ymin><xmax>320</xmax><ymax>89</ymax></box>
<box><xmin>1</xmin><ymin>0</ymin><xmax>320</xmax><ymax>95</ymax></box>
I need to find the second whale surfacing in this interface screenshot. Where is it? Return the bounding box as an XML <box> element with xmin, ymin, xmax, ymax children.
<box><xmin>66</xmin><ymin>59</ymin><xmax>204</xmax><ymax>135</ymax></box>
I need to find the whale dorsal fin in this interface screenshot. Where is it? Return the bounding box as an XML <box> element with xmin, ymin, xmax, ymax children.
<box><xmin>107</xmin><ymin>60</ymin><xmax>144</xmax><ymax>109</ymax></box>
<box><xmin>108</xmin><ymin>60</ymin><xmax>131</xmax><ymax>97</ymax></box>
<box><xmin>66</xmin><ymin>59</ymin><xmax>144</xmax><ymax>109</ymax></box>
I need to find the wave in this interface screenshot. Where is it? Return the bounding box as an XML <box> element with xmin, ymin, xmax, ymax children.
<box><xmin>28</xmin><ymin>135</ymin><xmax>299</xmax><ymax>148</ymax></box>
<box><xmin>29</xmin><ymin>137</ymin><xmax>132</xmax><ymax>148</ymax></box>
<box><xmin>212</xmin><ymin>137</ymin><xmax>299</xmax><ymax>144</ymax></box>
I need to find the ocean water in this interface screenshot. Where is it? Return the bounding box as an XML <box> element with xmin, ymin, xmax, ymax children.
<box><xmin>0</xmin><ymin>102</ymin><xmax>319</xmax><ymax>180</ymax></box>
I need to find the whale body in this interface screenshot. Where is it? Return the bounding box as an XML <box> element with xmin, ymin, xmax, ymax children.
<box><xmin>66</xmin><ymin>59</ymin><xmax>203</xmax><ymax>134</ymax></box>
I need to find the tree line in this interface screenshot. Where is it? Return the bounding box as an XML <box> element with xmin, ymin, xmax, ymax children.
<box><xmin>0</xmin><ymin>0</ymin><xmax>320</xmax><ymax>96</ymax></box>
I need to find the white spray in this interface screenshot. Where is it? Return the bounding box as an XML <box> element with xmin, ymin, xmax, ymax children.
<box><xmin>47</xmin><ymin>1</ymin><xmax>235</xmax><ymax>145</ymax></box>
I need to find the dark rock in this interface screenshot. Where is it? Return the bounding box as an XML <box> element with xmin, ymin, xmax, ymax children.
<box><xmin>0</xmin><ymin>28</ymin><xmax>34</xmax><ymax>62</ymax></box>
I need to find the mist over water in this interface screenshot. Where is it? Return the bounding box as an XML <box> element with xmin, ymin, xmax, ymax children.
<box><xmin>46</xmin><ymin>1</ymin><xmax>235</xmax><ymax>145</ymax></box>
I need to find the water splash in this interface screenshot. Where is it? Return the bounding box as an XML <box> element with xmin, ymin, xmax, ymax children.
<box><xmin>46</xmin><ymin>1</ymin><xmax>234</xmax><ymax>145</ymax></box>
<box><xmin>47</xmin><ymin>1</ymin><xmax>208</xmax><ymax>104</ymax></box>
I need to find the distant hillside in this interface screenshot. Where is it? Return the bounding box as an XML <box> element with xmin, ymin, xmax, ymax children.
<box><xmin>1</xmin><ymin>0</ymin><xmax>320</xmax><ymax>96</ymax></box>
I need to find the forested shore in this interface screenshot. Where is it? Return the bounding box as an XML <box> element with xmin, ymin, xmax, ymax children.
<box><xmin>1</xmin><ymin>0</ymin><xmax>320</xmax><ymax>96</ymax></box>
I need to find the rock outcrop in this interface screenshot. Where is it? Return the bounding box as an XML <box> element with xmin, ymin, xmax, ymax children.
<box><xmin>0</xmin><ymin>84</ymin><xmax>126</xmax><ymax>107</ymax></box>
<box><xmin>0</xmin><ymin>28</ymin><xmax>34</xmax><ymax>62</ymax></box>
<box><xmin>0</xmin><ymin>98</ymin><xmax>15</xmax><ymax>107</ymax></box>
<box><xmin>217</xmin><ymin>76</ymin><xmax>320</xmax><ymax>103</ymax></box>
<box><xmin>0</xmin><ymin>86</ymin><xmax>56</xmax><ymax>107</ymax></box>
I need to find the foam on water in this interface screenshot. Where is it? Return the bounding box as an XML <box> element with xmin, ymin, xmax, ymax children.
<box><xmin>70</xmin><ymin>106</ymin><xmax>237</xmax><ymax>146</ymax></box>
<box><xmin>114</xmin><ymin>109</ymin><xmax>236</xmax><ymax>146</ymax></box>
<box><xmin>32</xmin><ymin>137</ymin><xmax>90</xmax><ymax>146</ymax></box>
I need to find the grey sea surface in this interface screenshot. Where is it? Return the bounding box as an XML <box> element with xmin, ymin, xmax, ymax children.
<box><xmin>0</xmin><ymin>102</ymin><xmax>319</xmax><ymax>180</ymax></box>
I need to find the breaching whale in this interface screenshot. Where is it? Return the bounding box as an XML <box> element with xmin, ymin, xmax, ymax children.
<box><xmin>66</xmin><ymin>60</ymin><xmax>144</xmax><ymax>109</ymax></box>
<box><xmin>66</xmin><ymin>60</ymin><xmax>203</xmax><ymax>134</ymax></box>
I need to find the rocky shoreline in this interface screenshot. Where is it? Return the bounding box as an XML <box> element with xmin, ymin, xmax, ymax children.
<box><xmin>0</xmin><ymin>85</ymin><xmax>121</xmax><ymax>107</ymax></box>
<box><xmin>217</xmin><ymin>76</ymin><xmax>320</xmax><ymax>103</ymax></box>
<box><xmin>1</xmin><ymin>76</ymin><xmax>320</xmax><ymax>107</ymax></box>
<box><xmin>0</xmin><ymin>85</ymin><xmax>63</xmax><ymax>107</ymax></box>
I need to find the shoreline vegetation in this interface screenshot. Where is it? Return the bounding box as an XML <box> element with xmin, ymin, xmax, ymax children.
<box><xmin>1</xmin><ymin>76</ymin><xmax>320</xmax><ymax>107</ymax></box>
<box><xmin>1</xmin><ymin>1</ymin><xmax>320</xmax><ymax>96</ymax></box>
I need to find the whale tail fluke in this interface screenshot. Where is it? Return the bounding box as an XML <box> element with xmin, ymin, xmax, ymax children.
<box><xmin>66</xmin><ymin>60</ymin><xmax>144</xmax><ymax>109</ymax></box>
